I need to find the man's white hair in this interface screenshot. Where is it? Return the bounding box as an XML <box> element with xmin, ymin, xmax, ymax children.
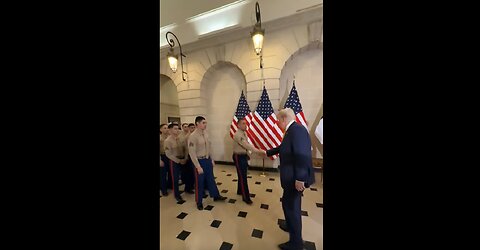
<box><xmin>278</xmin><ymin>108</ymin><xmax>296</xmax><ymax>121</ymax></box>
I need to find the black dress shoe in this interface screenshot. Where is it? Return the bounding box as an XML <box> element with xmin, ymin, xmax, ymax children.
<box><xmin>176</xmin><ymin>198</ymin><xmax>185</xmax><ymax>203</ymax></box>
<box><xmin>162</xmin><ymin>192</ymin><xmax>169</xmax><ymax>196</ymax></box>
<box><xmin>213</xmin><ymin>196</ymin><xmax>227</xmax><ymax>201</ymax></box>
<box><xmin>186</xmin><ymin>190</ymin><xmax>194</xmax><ymax>194</ymax></box>
<box><xmin>278</xmin><ymin>242</ymin><xmax>290</xmax><ymax>250</ymax></box>
<box><xmin>278</xmin><ymin>241</ymin><xmax>304</xmax><ymax>250</ymax></box>
<box><xmin>203</xmin><ymin>194</ymin><xmax>208</xmax><ymax>198</ymax></box>
<box><xmin>197</xmin><ymin>204</ymin><xmax>203</xmax><ymax>210</ymax></box>
<box><xmin>243</xmin><ymin>199</ymin><xmax>253</xmax><ymax>205</ymax></box>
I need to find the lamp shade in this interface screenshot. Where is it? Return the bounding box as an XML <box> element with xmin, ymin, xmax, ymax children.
<box><xmin>252</xmin><ymin>32</ymin><xmax>264</xmax><ymax>55</ymax></box>
<box><xmin>167</xmin><ymin>49</ymin><xmax>178</xmax><ymax>73</ymax></box>
<box><xmin>251</xmin><ymin>22</ymin><xmax>264</xmax><ymax>55</ymax></box>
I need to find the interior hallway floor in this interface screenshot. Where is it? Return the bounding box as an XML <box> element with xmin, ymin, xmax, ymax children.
<box><xmin>160</xmin><ymin>164</ymin><xmax>323</xmax><ymax>250</ymax></box>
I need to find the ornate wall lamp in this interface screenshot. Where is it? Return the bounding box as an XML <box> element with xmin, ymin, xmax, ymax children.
<box><xmin>250</xmin><ymin>2</ymin><xmax>265</xmax><ymax>68</ymax></box>
<box><xmin>166</xmin><ymin>31</ymin><xmax>187</xmax><ymax>81</ymax></box>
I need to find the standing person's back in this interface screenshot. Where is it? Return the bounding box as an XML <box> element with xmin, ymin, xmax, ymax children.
<box><xmin>265</xmin><ymin>108</ymin><xmax>315</xmax><ymax>250</ymax></box>
<box><xmin>277</xmin><ymin>121</ymin><xmax>313</xmax><ymax>189</ymax></box>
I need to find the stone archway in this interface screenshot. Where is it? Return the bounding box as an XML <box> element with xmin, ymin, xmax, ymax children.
<box><xmin>160</xmin><ymin>74</ymin><xmax>181</xmax><ymax>124</ymax></box>
<box><xmin>279</xmin><ymin>40</ymin><xmax>323</xmax><ymax>158</ymax></box>
<box><xmin>200</xmin><ymin>61</ymin><xmax>247</xmax><ymax>162</ymax></box>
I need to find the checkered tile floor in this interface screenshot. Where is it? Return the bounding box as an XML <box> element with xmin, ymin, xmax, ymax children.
<box><xmin>160</xmin><ymin>164</ymin><xmax>323</xmax><ymax>250</ymax></box>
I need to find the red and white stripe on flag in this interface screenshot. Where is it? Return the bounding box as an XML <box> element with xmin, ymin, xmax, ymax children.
<box><xmin>248</xmin><ymin>113</ymin><xmax>282</xmax><ymax>160</ymax></box>
<box><xmin>247</xmin><ymin>87</ymin><xmax>286</xmax><ymax>160</ymax></box>
<box><xmin>296</xmin><ymin>111</ymin><xmax>308</xmax><ymax>130</ymax></box>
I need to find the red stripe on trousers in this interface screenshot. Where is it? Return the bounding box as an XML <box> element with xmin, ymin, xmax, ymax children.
<box><xmin>194</xmin><ymin>167</ymin><xmax>199</xmax><ymax>204</ymax></box>
<box><xmin>235</xmin><ymin>155</ymin><xmax>246</xmax><ymax>200</ymax></box>
<box><xmin>170</xmin><ymin>160</ymin><xmax>175</xmax><ymax>197</ymax></box>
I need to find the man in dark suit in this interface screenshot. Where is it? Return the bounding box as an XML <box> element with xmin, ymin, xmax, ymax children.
<box><xmin>263</xmin><ymin>108</ymin><xmax>315</xmax><ymax>250</ymax></box>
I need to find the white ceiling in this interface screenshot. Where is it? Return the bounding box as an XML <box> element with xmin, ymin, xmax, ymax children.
<box><xmin>160</xmin><ymin>0</ymin><xmax>323</xmax><ymax>48</ymax></box>
<box><xmin>160</xmin><ymin>0</ymin><xmax>240</xmax><ymax>27</ymax></box>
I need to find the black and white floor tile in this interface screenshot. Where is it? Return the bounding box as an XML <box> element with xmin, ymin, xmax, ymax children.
<box><xmin>160</xmin><ymin>164</ymin><xmax>323</xmax><ymax>250</ymax></box>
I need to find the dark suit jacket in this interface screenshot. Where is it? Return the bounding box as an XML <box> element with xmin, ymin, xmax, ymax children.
<box><xmin>267</xmin><ymin>122</ymin><xmax>315</xmax><ymax>190</ymax></box>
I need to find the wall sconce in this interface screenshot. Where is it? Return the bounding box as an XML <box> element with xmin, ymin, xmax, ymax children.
<box><xmin>250</xmin><ymin>2</ymin><xmax>265</xmax><ymax>56</ymax></box>
<box><xmin>166</xmin><ymin>31</ymin><xmax>187</xmax><ymax>81</ymax></box>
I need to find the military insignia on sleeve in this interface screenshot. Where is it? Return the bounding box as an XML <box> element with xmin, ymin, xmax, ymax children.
<box><xmin>189</xmin><ymin>142</ymin><xmax>194</xmax><ymax>147</ymax></box>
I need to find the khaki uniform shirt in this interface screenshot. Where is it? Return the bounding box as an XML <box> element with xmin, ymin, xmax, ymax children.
<box><xmin>160</xmin><ymin>134</ymin><xmax>167</xmax><ymax>155</ymax></box>
<box><xmin>233</xmin><ymin>130</ymin><xmax>256</xmax><ymax>154</ymax></box>
<box><xmin>165</xmin><ymin>135</ymin><xmax>188</xmax><ymax>164</ymax></box>
<box><xmin>188</xmin><ymin>129</ymin><xmax>212</xmax><ymax>168</ymax></box>
<box><xmin>178</xmin><ymin>131</ymin><xmax>190</xmax><ymax>156</ymax></box>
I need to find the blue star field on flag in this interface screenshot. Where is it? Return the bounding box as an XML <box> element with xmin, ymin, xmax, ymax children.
<box><xmin>256</xmin><ymin>86</ymin><xmax>275</xmax><ymax>120</ymax></box>
<box><xmin>284</xmin><ymin>82</ymin><xmax>303</xmax><ymax>114</ymax></box>
<box><xmin>234</xmin><ymin>91</ymin><xmax>251</xmax><ymax>119</ymax></box>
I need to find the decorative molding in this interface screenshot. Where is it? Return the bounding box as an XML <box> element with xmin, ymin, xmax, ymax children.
<box><xmin>160</xmin><ymin>7</ymin><xmax>322</xmax><ymax>58</ymax></box>
<box><xmin>246</xmin><ymin>78</ymin><xmax>280</xmax><ymax>84</ymax></box>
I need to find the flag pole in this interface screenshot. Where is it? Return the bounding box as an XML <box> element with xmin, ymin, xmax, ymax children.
<box><xmin>260</xmin><ymin>158</ymin><xmax>266</xmax><ymax>177</ymax></box>
<box><xmin>260</xmin><ymin>81</ymin><xmax>267</xmax><ymax>177</ymax></box>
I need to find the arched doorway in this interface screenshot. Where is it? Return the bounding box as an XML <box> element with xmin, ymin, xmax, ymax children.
<box><xmin>160</xmin><ymin>74</ymin><xmax>181</xmax><ymax>124</ymax></box>
<box><xmin>279</xmin><ymin>41</ymin><xmax>323</xmax><ymax>158</ymax></box>
<box><xmin>201</xmin><ymin>62</ymin><xmax>247</xmax><ymax>162</ymax></box>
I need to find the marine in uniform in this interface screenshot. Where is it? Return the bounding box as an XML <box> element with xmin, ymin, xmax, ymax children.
<box><xmin>164</xmin><ymin>123</ymin><xmax>187</xmax><ymax>203</ymax></box>
<box><xmin>188</xmin><ymin>116</ymin><xmax>227</xmax><ymax>210</ymax></box>
<box><xmin>188</xmin><ymin>123</ymin><xmax>195</xmax><ymax>133</ymax></box>
<box><xmin>232</xmin><ymin>118</ymin><xmax>263</xmax><ymax>204</ymax></box>
<box><xmin>159</xmin><ymin>124</ymin><xmax>169</xmax><ymax>196</ymax></box>
<box><xmin>179</xmin><ymin>123</ymin><xmax>194</xmax><ymax>193</ymax></box>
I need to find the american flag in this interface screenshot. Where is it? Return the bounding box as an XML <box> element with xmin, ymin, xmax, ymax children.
<box><xmin>249</xmin><ymin>86</ymin><xmax>283</xmax><ymax>160</ymax></box>
<box><xmin>230</xmin><ymin>91</ymin><xmax>255</xmax><ymax>145</ymax></box>
<box><xmin>284</xmin><ymin>81</ymin><xmax>308</xmax><ymax>130</ymax></box>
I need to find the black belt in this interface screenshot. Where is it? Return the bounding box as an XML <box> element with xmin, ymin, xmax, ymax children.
<box><xmin>197</xmin><ymin>156</ymin><xmax>209</xmax><ymax>159</ymax></box>
<box><xmin>177</xmin><ymin>156</ymin><xmax>185</xmax><ymax>159</ymax></box>
<box><xmin>233</xmin><ymin>153</ymin><xmax>248</xmax><ymax>156</ymax></box>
